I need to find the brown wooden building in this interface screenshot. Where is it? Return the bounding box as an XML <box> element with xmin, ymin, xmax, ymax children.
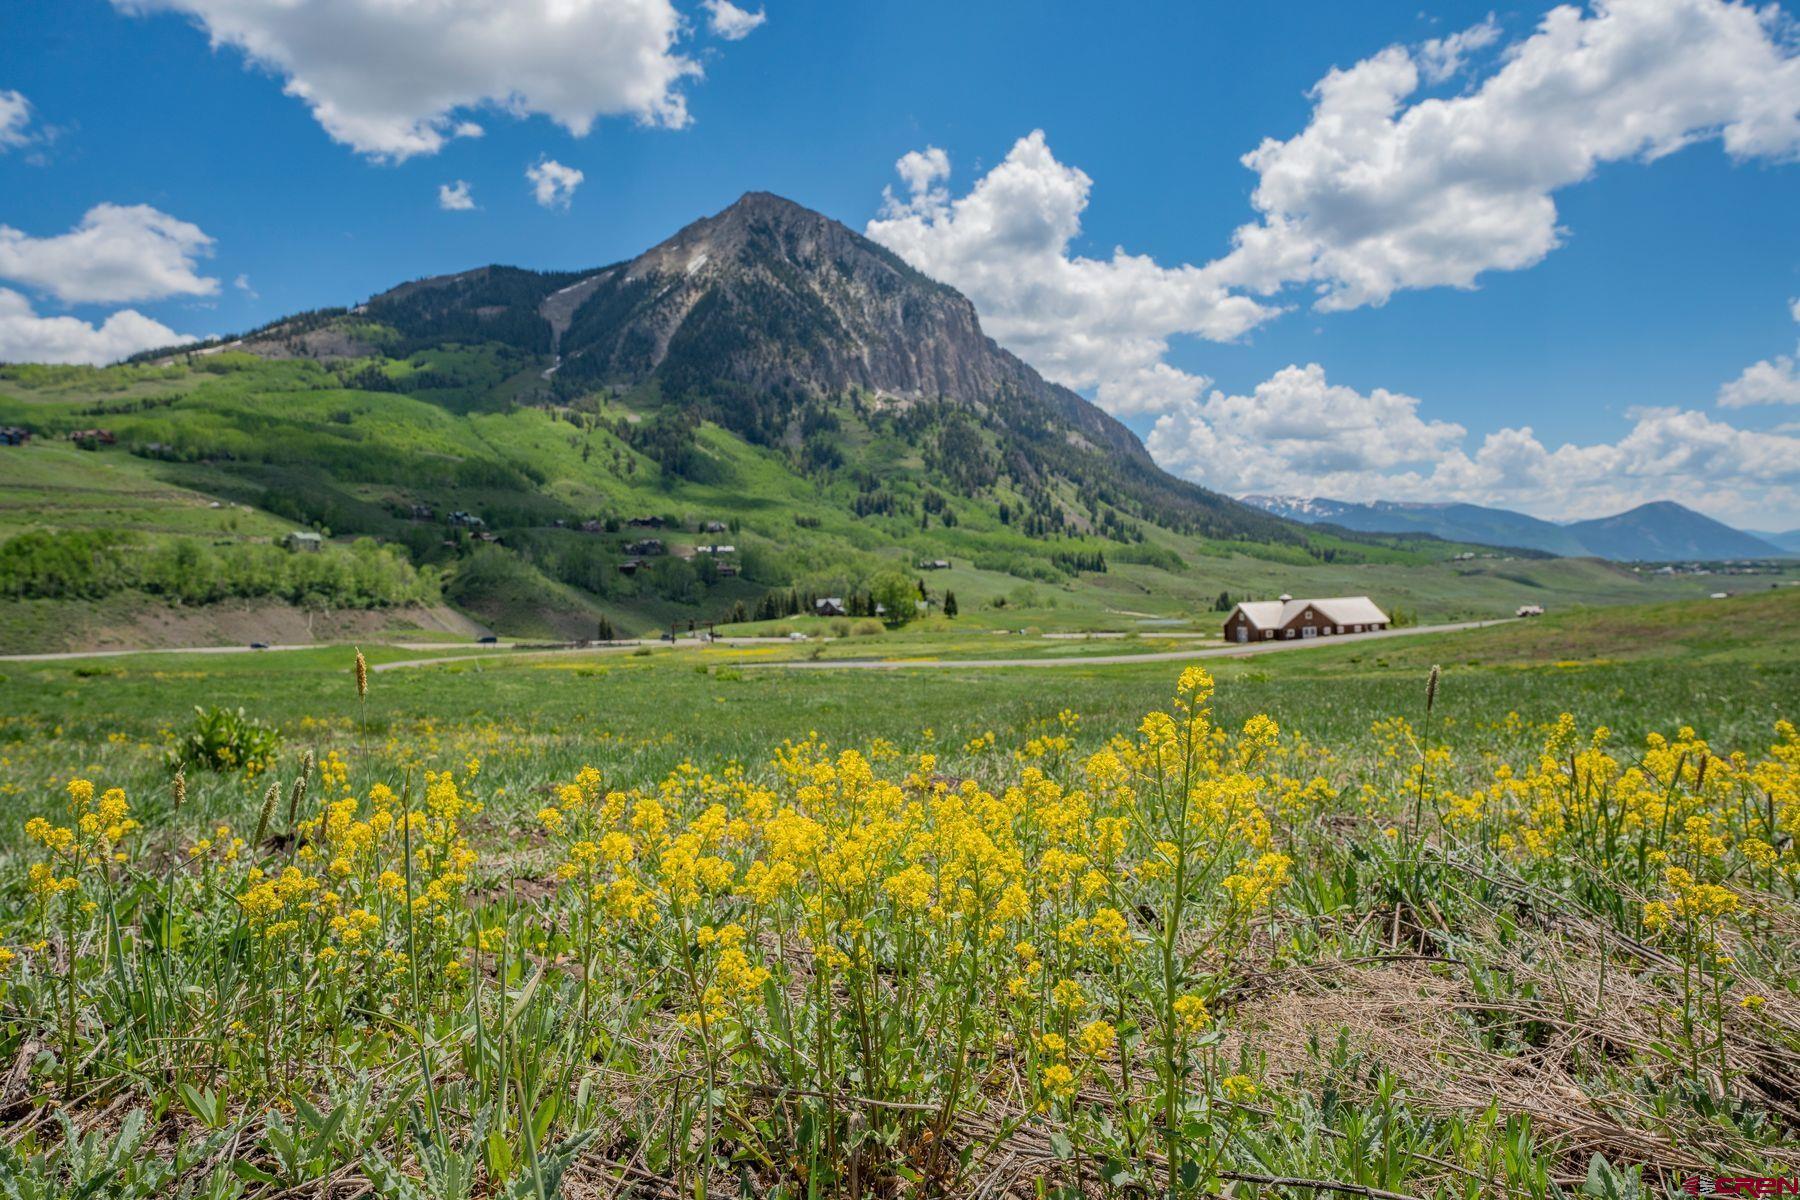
<box><xmin>1223</xmin><ymin>594</ymin><xmax>1390</xmax><ymax>643</ymax></box>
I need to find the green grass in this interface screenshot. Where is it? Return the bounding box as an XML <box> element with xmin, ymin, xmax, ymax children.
<box><xmin>0</xmin><ymin>592</ymin><xmax>1795</xmax><ymax>1197</ymax></box>
<box><xmin>4</xmin><ymin>591</ymin><xmax>1794</xmax><ymax>850</ymax></box>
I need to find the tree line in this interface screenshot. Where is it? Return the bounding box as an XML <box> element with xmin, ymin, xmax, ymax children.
<box><xmin>0</xmin><ymin>530</ymin><xmax>439</xmax><ymax>608</ymax></box>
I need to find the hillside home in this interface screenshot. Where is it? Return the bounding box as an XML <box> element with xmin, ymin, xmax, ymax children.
<box><xmin>1223</xmin><ymin>594</ymin><xmax>1389</xmax><ymax>643</ymax></box>
<box><xmin>282</xmin><ymin>531</ymin><xmax>324</xmax><ymax>552</ymax></box>
<box><xmin>815</xmin><ymin>597</ymin><xmax>847</xmax><ymax>617</ymax></box>
<box><xmin>0</xmin><ymin>426</ymin><xmax>30</xmax><ymax>445</ymax></box>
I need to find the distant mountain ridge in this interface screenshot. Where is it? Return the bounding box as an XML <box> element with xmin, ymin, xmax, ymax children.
<box><xmin>1240</xmin><ymin>495</ymin><xmax>1789</xmax><ymax>561</ymax></box>
<box><xmin>1744</xmin><ymin>529</ymin><xmax>1800</xmax><ymax>554</ymax></box>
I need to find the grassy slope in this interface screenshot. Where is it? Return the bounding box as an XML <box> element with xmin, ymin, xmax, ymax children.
<box><xmin>0</xmin><ymin>354</ymin><xmax>1768</xmax><ymax>651</ymax></box>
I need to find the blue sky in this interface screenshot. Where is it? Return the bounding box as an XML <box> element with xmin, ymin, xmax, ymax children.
<box><xmin>2</xmin><ymin>0</ymin><xmax>1798</xmax><ymax>526</ymax></box>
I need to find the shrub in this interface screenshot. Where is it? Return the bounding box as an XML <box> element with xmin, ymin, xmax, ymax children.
<box><xmin>167</xmin><ymin>706</ymin><xmax>282</xmax><ymax>775</ymax></box>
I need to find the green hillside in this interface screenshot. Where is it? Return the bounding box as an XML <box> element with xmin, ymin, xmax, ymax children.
<box><xmin>0</xmin><ymin>350</ymin><xmax>1750</xmax><ymax>652</ymax></box>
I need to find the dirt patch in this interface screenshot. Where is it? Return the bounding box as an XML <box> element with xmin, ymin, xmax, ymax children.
<box><xmin>5</xmin><ymin>598</ymin><xmax>487</xmax><ymax>654</ymax></box>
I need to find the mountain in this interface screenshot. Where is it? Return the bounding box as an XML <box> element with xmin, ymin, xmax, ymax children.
<box><xmin>1747</xmin><ymin>529</ymin><xmax>1800</xmax><ymax>554</ymax></box>
<box><xmin>1564</xmin><ymin>502</ymin><xmax>1788</xmax><ymax>561</ymax></box>
<box><xmin>1241</xmin><ymin>495</ymin><xmax>1789</xmax><ymax>561</ymax></box>
<box><xmin>355</xmin><ymin>192</ymin><xmax>1294</xmax><ymax>546</ymax></box>
<box><xmin>22</xmin><ymin>192</ymin><xmax>1511</xmax><ymax>645</ymax></box>
<box><xmin>1240</xmin><ymin>495</ymin><xmax>1588</xmax><ymax>556</ymax></box>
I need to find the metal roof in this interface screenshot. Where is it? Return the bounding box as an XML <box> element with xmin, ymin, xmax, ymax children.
<box><xmin>1232</xmin><ymin>595</ymin><xmax>1389</xmax><ymax>629</ymax></box>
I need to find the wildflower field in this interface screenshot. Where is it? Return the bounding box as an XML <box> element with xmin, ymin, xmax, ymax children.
<box><xmin>0</xmin><ymin>594</ymin><xmax>1797</xmax><ymax>1199</ymax></box>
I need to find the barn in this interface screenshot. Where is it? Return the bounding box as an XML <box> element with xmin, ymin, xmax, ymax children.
<box><xmin>1223</xmin><ymin>594</ymin><xmax>1389</xmax><ymax>643</ymax></box>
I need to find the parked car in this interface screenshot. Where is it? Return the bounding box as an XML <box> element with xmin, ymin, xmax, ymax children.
<box><xmin>477</xmin><ymin>634</ymin><xmax>498</xmax><ymax>644</ymax></box>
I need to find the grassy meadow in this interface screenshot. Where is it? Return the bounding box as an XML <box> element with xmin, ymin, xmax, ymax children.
<box><xmin>0</xmin><ymin>591</ymin><xmax>1796</xmax><ymax>1197</ymax></box>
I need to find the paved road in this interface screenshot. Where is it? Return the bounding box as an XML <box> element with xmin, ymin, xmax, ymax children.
<box><xmin>740</xmin><ymin>620</ymin><xmax>1505</xmax><ymax>671</ymax></box>
<box><xmin>5</xmin><ymin>621</ymin><xmax>1504</xmax><ymax>672</ymax></box>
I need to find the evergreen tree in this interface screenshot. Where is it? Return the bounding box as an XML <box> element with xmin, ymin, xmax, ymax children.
<box><xmin>943</xmin><ymin>590</ymin><xmax>958</xmax><ymax>619</ymax></box>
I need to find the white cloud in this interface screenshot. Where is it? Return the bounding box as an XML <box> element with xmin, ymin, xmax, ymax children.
<box><xmin>891</xmin><ymin>146</ymin><xmax>949</xmax><ymax>207</ymax></box>
<box><xmin>703</xmin><ymin>0</ymin><xmax>766</xmax><ymax>40</ymax></box>
<box><xmin>1718</xmin><ymin>355</ymin><xmax>1800</xmax><ymax>407</ymax></box>
<box><xmin>113</xmin><ymin>0</ymin><xmax>705</xmax><ymax>160</ymax></box>
<box><xmin>1212</xmin><ymin>0</ymin><xmax>1800</xmax><ymax>311</ymax></box>
<box><xmin>438</xmin><ymin>180</ymin><xmax>477</xmax><ymax>211</ymax></box>
<box><xmin>866</xmin><ymin>132</ymin><xmax>1277</xmax><ymax>416</ymax></box>
<box><xmin>0</xmin><ymin>204</ymin><xmax>218</xmax><ymax>304</ymax></box>
<box><xmin>1147</xmin><ymin>363</ymin><xmax>1800</xmax><ymax>524</ymax></box>
<box><xmin>1717</xmin><ymin>297</ymin><xmax>1800</xmax><ymax>407</ymax></box>
<box><xmin>0</xmin><ymin>90</ymin><xmax>32</xmax><ymax>150</ymax></box>
<box><xmin>0</xmin><ymin>287</ymin><xmax>185</xmax><ymax>365</ymax></box>
<box><xmin>233</xmin><ymin>272</ymin><xmax>257</xmax><ymax>298</ymax></box>
<box><xmin>526</xmin><ymin>158</ymin><xmax>584</xmax><ymax>210</ymax></box>
<box><xmin>1416</xmin><ymin>14</ymin><xmax>1501</xmax><ymax>84</ymax></box>
<box><xmin>1146</xmin><ymin>364</ymin><xmax>1467</xmax><ymax>494</ymax></box>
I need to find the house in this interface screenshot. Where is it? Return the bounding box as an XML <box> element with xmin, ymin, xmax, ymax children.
<box><xmin>627</xmin><ymin>515</ymin><xmax>666</xmax><ymax>529</ymax></box>
<box><xmin>919</xmin><ymin>559</ymin><xmax>951</xmax><ymax>570</ymax></box>
<box><xmin>702</xmin><ymin>520</ymin><xmax>729</xmax><ymax>533</ymax></box>
<box><xmin>449</xmin><ymin>510</ymin><xmax>485</xmax><ymax>529</ymax></box>
<box><xmin>696</xmin><ymin>544</ymin><xmax>736</xmax><ymax>555</ymax></box>
<box><xmin>579</xmin><ymin>519</ymin><xmax>606</xmax><ymax>534</ymax></box>
<box><xmin>0</xmin><ymin>426</ymin><xmax>30</xmax><ymax>445</ymax></box>
<box><xmin>409</xmin><ymin>503</ymin><xmax>435</xmax><ymax>520</ymax></box>
<box><xmin>625</xmin><ymin>538</ymin><xmax>665</xmax><ymax>557</ymax></box>
<box><xmin>282</xmin><ymin>530</ymin><xmax>325</xmax><ymax>552</ymax></box>
<box><xmin>69</xmin><ymin>428</ymin><xmax>116</xmax><ymax>446</ymax></box>
<box><xmin>619</xmin><ymin>558</ymin><xmax>646</xmax><ymax>575</ymax></box>
<box><xmin>1222</xmin><ymin>594</ymin><xmax>1389</xmax><ymax>643</ymax></box>
<box><xmin>814</xmin><ymin>597</ymin><xmax>847</xmax><ymax>617</ymax></box>
<box><xmin>715</xmin><ymin>563</ymin><xmax>740</xmax><ymax>577</ymax></box>
<box><xmin>1516</xmin><ymin>604</ymin><xmax>1545</xmax><ymax>618</ymax></box>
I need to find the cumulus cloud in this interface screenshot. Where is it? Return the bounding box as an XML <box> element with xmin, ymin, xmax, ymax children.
<box><xmin>1146</xmin><ymin>363</ymin><xmax>1800</xmax><ymax>523</ymax></box>
<box><xmin>526</xmin><ymin>158</ymin><xmax>583</xmax><ymax>210</ymax></box>
<box><xmin>1147</xmin><ymin>365</ymin><xmax>1465</xmax><ymax>489</ymax></box>
<box><xmin>703</xmin><ymin>0</ymin><xmax>766</xmax><ymax>40</ymax></box>
<box><xmin>1211</xmin><ymin>0</ymin><xmax>1800</xmax><ymax>311</ymax></box>
<box><xmin>438</xmin><ymin>180</ymin><xmax>477</xmax><ymax>211</ymax></box>
<box><xmin>1717</xmin><ymin>298</ymin><xmax>1800</xmax><ymax>407</ymax></box>
<box><xmin>0</xmin><ymin>287</ymin><xmax>186</xmax><ymax>365</ymax></box>
<box><xmin>0</xmin><ymin>90</ymin><xmax>32</xmax><ymax>150</ymax></box>
<box><xmin>1718</xmin><ymin>355</ymin><xmax>1800</xmax><ymax>407</ymax></box>
<box><xmin>1416</xmin><ymin>14</ymin><xmax>1501</xmax><ymax>84</ymax></box>
<box><xmin>112</xmin><ymin>0</ymin><xmax>705</xmax><ymax>160</ymax></box>
<box><xmin>0</xmin><ymin>204</ymin><xmax>218</xmax><ymax>304</ymax></box>
<box><xmin>866</xmin><ymin>132</ymin><xmax>1277</xmax><ymax>416</ymax></box>
<box><xmin>233</xmin><ymin>272</ymin><xmax>256</xmax><ymax>298</ymax></box>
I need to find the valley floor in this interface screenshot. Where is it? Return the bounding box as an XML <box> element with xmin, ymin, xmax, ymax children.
<box><xmin>0</xmin><ymin>591</ymin><xmax>1795</xmax><ymax>1197</ymax></box>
